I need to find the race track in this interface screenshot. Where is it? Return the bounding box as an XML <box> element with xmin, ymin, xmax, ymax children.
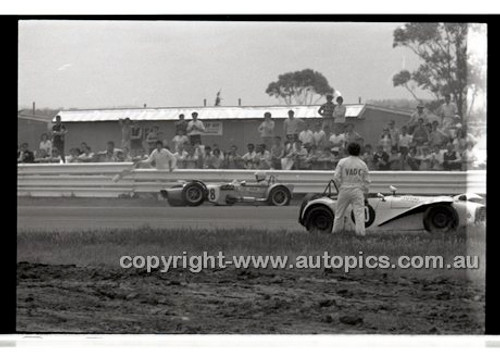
<box><xmin>17</xmin><ymin>204</ymin><xmax>302</xmax><ymax>231</ymax></box>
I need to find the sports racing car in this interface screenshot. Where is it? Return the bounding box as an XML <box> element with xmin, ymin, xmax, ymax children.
<box><xmin>160</xmin><ymin>172</ymin><xmax>294</xmax><ymax>207</ymax></box>
<box><xmin>299</xmin><ymin>180</ymin><xmax>486</xmax><ymax>233</ymax></box>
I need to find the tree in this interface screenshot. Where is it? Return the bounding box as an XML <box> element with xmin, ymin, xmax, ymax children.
<box><xmin>392</xmin><ymin>23</ymin><xmax>468</xmax><ymax>119</ymax></box>
<box><xmin>265</xmin><ymin>69</ymin><xmax>334</xmax><ymax>105</ymax></box>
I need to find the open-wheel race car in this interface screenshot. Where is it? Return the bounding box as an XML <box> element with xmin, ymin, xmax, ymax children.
<box><xmin>160</xmin><ymin>172</ymin><xmax>294</xmax><ymax>207</ymax></box>
<box><xmin>298</xmin><ymin>180</ymin><xmax>486</xmax><ymax>233</ymax></box>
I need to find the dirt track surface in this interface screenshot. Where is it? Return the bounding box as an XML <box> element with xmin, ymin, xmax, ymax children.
<box><xmin>17</xmin><ymin>262</ymin><xmax>484</xmax><ymax>334</ymax></box>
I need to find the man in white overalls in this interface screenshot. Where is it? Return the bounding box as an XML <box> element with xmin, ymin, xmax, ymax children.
<box><xmin>332</xmin><ymin>142</ymin><xmax>371</xmax><ymax>236</ymax></box>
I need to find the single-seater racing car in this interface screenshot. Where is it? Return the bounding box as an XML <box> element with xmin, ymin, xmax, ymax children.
<box><xmin>298</xmin><ymin>180</ymin><xmax>486</xmax><ymax>233</ymax></box>
<box><xmin>160</xmin><ymin>172</ymin><xmax>294</xmax><ymax>207</ymax></box>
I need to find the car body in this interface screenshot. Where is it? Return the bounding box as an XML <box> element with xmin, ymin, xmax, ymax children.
<box><xmin>298</xmin><ymin>180</ymin><xmax>486</xmax><ymax>233</ymax></box>
<box><xmin>160</xmin><ymin>172</ymin><xmax>294</xmax><ymax>207</ymax></box>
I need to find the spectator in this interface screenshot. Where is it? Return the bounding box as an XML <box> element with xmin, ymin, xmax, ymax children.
<box><xmin>452</xmin><ymin>127</ymin><xmax>469</xmax><ymax>154</ymax></box>
<box><xmin>388</xmin><ymin>148</ymin><xmax>402</xmax><ymax>170</ymax></box>
<box><xmin>172</xmin><ymin>129</ymin><xmax>189</xmax><ymax>154</ymax></box>
<box><xmin>373</xmin><ymin>145</ymin><xmax>390</xmax><ymax>170</ymax></box>
<box><xmin>387</xmin><ymin>120</ymin><xmax>400</xmax><ymax>151</ymax></box>
<box><xmin>38</xmin><ymin>133</ymin><xmax>52</xmax><ymax>158</ymax></box>
<box><xmin>298</xmin><ymin>122</ymin><xmax>314</xmax><ymax>148</ymax></box>
<box><xmin>378</xmin><ymin>127</ymin><xmax>392</xmax><ymax>154</ymax></box>
<box><xmin>330</xmin><ymin>147</ymin><xmax>343</xmax><ymax>169</ymax></box>
<box><xmin>224</xmin><ymin>145</ymin><xmax>243</xmax><ymax>169</ymax></box>
<box><xmin>18</xmin><ymin>143</ymin><xmax>35</xmax><ymax>163</ymax></box>
<box><xmin>443</xmin><ymin>142</ymin><xmax>462</xmax><ymax>171</ymax></box>
<box><xmin>130</xmin><ymin>120</ymin><xmax>143</xmax><ymax>157</ymax></box>
<box><xmin>212</xmin><ymin>149</ymin><xmax>224</xmax><ymax>169</ymax></box>
<box><xmin>255</xmin><ymin>144</ymin><xmax>271</xmax><ymax>170</ymax></box>
<box><xmin>187</xmin><ymin>112</ymin><xmax>206</xmax><ymax>145</ymax></box>
<box><xmin>98</xmin><ymin>141</ymin><xmax>122</xmax><ymax>162</ymax></box>
<box><xmin>306</xmin><ymin>144</ymin><xmax>320</xmax><ymax>169</ymax></box>
<box><xmin>283</xmin><ymin>110</ymin><xmax>304</xmax><ymax>142</ymax></box>
<box><xmin>257</xmin><ymin>112</ymin><xmax>275</xmax><ymax>150</ymax></box>
<box><xmin>437</xmin><ymin>94</ymin><xmax>458</xmax><ymax>129</ymax></box>
<box><xmin>332</xmin><ymin>96</ymin><xmax>346</xmax><ymax>133</ymax></box>
<box><xmin>430</xmin><ymin>145</ymin><xmax>445</xmax><ymax>171</ymax></box>
<box><xmin>242</xmin><ymin>143</ymin><xmax>257</xmax><ymax>169</ymax></box>
<box><xmin>193</xmin><ymin>141</ymin><xmax>205</xmax><ymax>168</ymax></box>
<box><xmin>398</xmin><ymin>126</ymin><xmax>413</xmax><ymax>155</ymax></box>
<box><xmin>173</xmin><ymin>143</ymin><xmax>188</xmax><ymax>169</ymax></box>
<box><xmin>77</xmin><ymin>145</ymin><xmax>95</xmax><ymax>162</ymax></box>
<box><xmin>281</xmin><ymin>141</ymin><xmax>295</xmax><ymax>170</ymax></box>
<box><xmin>361</xmin><ymin>144</ymin><xmax>376</xmax><ymax>170</ymax></box>
<box><xmin>138</xmin><ymin>140</ymin><xmax>177</xmax><ymax>171</ymax></box>
<box><xmin>270</xmin><ymin>136</ymin><xmax>284</xmax><ymax>170</ymax></box>
<box><xmin>316</xmin><ymin>147</ymin><xmax>335</xmax><ymax>170</ymax></box>
<box><xmin>118</xmin><ymin>147</ymin><xmax>133</xmax><ymax>162</ymax></box>
<box><xmin>343</xmin><ymin>123</ymin><xmax>363</xmax><ymax>147</ymax></box>
<box><xmin>428</xmin><ymin>120</ymin><xmax>448</xmax><ymax>148</ymax></box>
<box><xmin>145</xmin><ymin>126</ymin><xmax>160</xmax><ymax>154</ymax></box>
<box><xmin>66</xmin><ymin>148</ymin><xmax>81</xmax><ymax>163</ymax></box>
<box><xmin>183</xmin><ymin>144</ymin><xmax>199</xmax><ymax>169</ymax></box>
<box><xmin>202</xmin><ymin>146</ymin><xmax>214</xmax><ymax>169</ymax></box>
<box><xmin>412</xmin><ymin>118</ymin><xmax>430</xmax><ymax>151</ymax></box>
<box><xmin>50</xmin><ymin>148</ymin><xmax>64</xmax><ymax>164</ymax></box>
<box><xmin>404</xmin><ymin>147</ymin><xmax>420</xmax><ymax>170</ymax></box>
<box><xmin>312</xmin><ymin>122</ymin><xmax>327</xmax><ymax>149</ymax></box>
<box><xmin>328</xmin><ymin>124</ymin><xmax>345</xmax><ymax>149</ymax></box>
<box><xmin>292</xmin><ymin>140</ymin><xmax>309</xmax><ymax>170</ymax></box>
<box><xmin>318</xmin><ymin>94</ymin><xmax>336</xmax><ymax>131</ymax></box>
<box><xmin>51</xmin><ymin>115</ymin><xmax>67</xmax><ymax>162</ymax></box>
<box><xmin>119</xmin><ymin>118</ymin><xmax>132</xmax><ymax>150</ymax></box>
<box><xmin>416</xmin><ymin>147</ymin><xmax>433</xmax><ymax>171</ymax></box>
<box><xmin>407</xmin><ymin>102</ymin><xmax>430</xmax><ymax>133</ymax></box>
<box><xmin>175</xmin><ymin>114</ymin><xmax>188</xmax><ymax>136</ymax></box>
<box><xmin>461</xmin><ymin>143</ymin><xmax>477</xmax><ymax>171</ymax></box>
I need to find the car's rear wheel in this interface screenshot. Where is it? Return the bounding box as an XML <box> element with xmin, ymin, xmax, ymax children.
<box><xmin>305</xmin><ymin>206</ymin><xmax>334</xmax><ymax>233</ymax></box>
<box><xmin>423</xmin><ymin>205</ymin><xmax>459</xmax><ymax>232</ymax></box>
<box><xmin>182</xmin><ymin>182</ymin><xmax>206</xmax><ymax>206</ymax></box>
<box><xmin>268</xmin><ymin>187</ymin><xmax>292</xmax><ymax>206</ymax></box>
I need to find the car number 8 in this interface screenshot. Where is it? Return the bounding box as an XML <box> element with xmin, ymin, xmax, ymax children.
<box><xmin>209</xmin><ymin>189</ymin><xmax>216</xmax><ymax>200</ymax></box>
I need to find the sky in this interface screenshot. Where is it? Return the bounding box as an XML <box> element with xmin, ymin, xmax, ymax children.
<box><xmin>18</xmin><ymin>20</ymin><xmax>426</xmax><ymax>110</ymax></box>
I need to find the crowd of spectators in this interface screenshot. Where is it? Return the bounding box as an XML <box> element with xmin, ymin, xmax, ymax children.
<box><xmin>18</xmin><ymin>96</ymin><xmax>486</xmax><ymax>171</ymax></box>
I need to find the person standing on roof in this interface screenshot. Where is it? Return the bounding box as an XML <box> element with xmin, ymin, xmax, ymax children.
<box><xmin>332</xmin><ymin>142</ymin><xmax>371</xmax><ymax>236</ymax></box>
<box><xmin>318</xmin><ymin>94</ymin><xmax>336</xmax><ymax>131</ymax></box>
<box><xmin>187</xmin><ymin>112</ymin><xmax>206</xmax><ymax>146</ymax></box>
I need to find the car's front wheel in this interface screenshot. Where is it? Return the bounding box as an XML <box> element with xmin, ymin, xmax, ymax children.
<box><xmin>305</xmin><ymin>206</ymin><xmax>334</xmax><ymax>233</ymax></box>
<box><xmin>182</xmin><ymin>181</ymin><xmax>207</xmax><ymax>206</ymax></box>
<box><xmin>268</xmin><ymin>187</ymin><xmax>292</xmax><ymax>206</ymax></box>
<box><xmin>423</xmin><ymin>205</ymin><xmax>459</xmax><ymax>232</ymax></box>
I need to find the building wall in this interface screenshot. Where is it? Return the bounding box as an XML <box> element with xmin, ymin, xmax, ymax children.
<box><xmin>18</xmin><ymin>118</ymin><xmax>51</xmax><ymax>150</ymax></box>
<box><xmin>60</xmin><ymin>109</ymin><xmax>410</xmax><ymax>154</ymax></box>
<box><xmin>352</xmin><ymin>108</ymin><xmax>410</xmax><ymax>147</ymax></box>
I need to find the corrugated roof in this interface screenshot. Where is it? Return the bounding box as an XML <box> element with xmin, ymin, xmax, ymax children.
<box><xmin>53</xmin><ymin>105</ymin><xmax>368</xmax><ymax>123</ymax></box>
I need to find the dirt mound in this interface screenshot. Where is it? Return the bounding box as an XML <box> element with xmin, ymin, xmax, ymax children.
<box><xmin>17</xmin><ymin>262</ymin><xmax>484</xmax><ymax>334</ymax></box>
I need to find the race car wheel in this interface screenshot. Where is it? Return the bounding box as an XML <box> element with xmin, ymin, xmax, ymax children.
<box><xmin>268</xmin><ymin>187</ymin><xmax>292</xmax><ymax>206</ymax></box>
<box><xmin>182</xmin><ymin>182</ymin><xmax>207</xmax><ymax>206</ymax></box>
<box><xmin>423</xmin><ymin>205</ymin><xmax>459</xmax><ymax>232</ymax></box>
<box><xmin>305</xmin><ymin>206</ymin><xmax>334</xmax><ymax>233</ymax></box>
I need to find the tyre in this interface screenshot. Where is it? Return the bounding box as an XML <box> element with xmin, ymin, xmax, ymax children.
<box><xmin>268</xmin><ymin>186</ymin><xmax>292</xmax><ymax>206</ymax></box>
<box><xmin>181</xmin><ymin>181</ymin><xmax>207</xmax><ymax>206</ymax></box>
<box><xmin>423</xmin><ymin>204</ymin><xmax>459</xmax><ymax>232</ymax></box>
<box><xmin>305</xmin><ymin>206</ymin><xmax>334</xmax><ymax>233</ymax></box>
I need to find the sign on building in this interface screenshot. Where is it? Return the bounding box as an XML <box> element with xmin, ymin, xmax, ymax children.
<box><xmin>204</xmin><ymin>121</ymin><xmax>223</xmax><ymax>136</ymax></box>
